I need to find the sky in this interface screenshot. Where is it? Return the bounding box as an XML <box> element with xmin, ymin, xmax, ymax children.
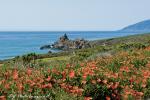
<box><xmin>0</xmin><ymin>0</ymin><xmax>149</xmax><ymax>31</ymax></box>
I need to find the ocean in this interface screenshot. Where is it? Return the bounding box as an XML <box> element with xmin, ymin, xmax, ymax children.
<box><xmin>0</xmin><ymin>31</ymin><xmax>139</xmax><ymax>60</ymax></box>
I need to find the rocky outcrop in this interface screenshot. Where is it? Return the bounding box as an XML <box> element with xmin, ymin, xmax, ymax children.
<box><xmin>40</xmin><ymin>34</ymin><xmax>91</xmax><ymax>50</ymax></box>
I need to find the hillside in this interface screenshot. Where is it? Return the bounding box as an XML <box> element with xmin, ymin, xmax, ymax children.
<box><xmin>90</xmin><ymin>33</ymin><xmax>150</xmax><ymax>46</ymax></box>
<box><xmin>1</xmin><ymin>33</ymin><xmax>150</xmax><ymax>63</ymax></box>
<box><xmin>1</xmin><ymin>33</ymin><xmax>150</xmax><ymax>99</ymax></box>
<box><xmin>120</xmin><ymin>19</ymin><xmax>150</xmax><ymax>32</ymax></box>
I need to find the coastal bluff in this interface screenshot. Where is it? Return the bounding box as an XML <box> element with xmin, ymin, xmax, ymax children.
<box><xmin>40</xmin><ymin>34</ymin><xmax>91</xmax><ymax>51</ymax></box>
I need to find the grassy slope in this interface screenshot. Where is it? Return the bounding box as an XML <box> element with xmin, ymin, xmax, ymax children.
<box><xmin>37</xmin><ymin>33</ymin><xmax>150</xmax><ymax>63</ymax></box>
<box><xmin>90</xmin><ymin>33</ymin><xmax>150</xmax><ymax>46</ymax></box>
<box><xmin>1</xmin><ymin>33</ymin><xmax>150</xmax><ymax>99</ymax></box>
<box><xmin>1</xmin><ymin>33</ymin><xmax>150</xmax><ymax>65</ymax></box>
<box><xmin>1</xmin><ymin>33</ymin><xmax>150</xmax><ymax>64</ymax></box>
<box><xmin>3</xmin><ymin>33</ymin><xmax>150</xmax><ymax>69</ymax></box>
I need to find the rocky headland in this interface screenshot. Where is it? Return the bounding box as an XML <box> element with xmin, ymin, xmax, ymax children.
<box><xmin>40</xmin><ymin>34</ymin><xmax>91</xmax><ymax>51</ymax></box>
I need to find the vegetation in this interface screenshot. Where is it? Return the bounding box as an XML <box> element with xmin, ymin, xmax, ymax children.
<box><xmin>1</xmin><ymin>33</ymin><xmax>150</xmax><ymax>99</ymax></box>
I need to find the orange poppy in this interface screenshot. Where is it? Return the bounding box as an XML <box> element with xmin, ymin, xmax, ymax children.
<box><xmin>46</xmin><ymin>76</ymin><xmax>51</xmax><ymax>82</ymax></box>
<box><xmin>69</xmin><ymin>70</ymin><xmax>75</xmax><ymax>78</ymax></box>
<box><xmin>12</xmin><ymin>69</ymin><xmax>18</xmax><ymax>80</ymax></box>
<box><xmin>106</xmin><ymin>96</ymin><xmax>111</xmax><ymax>100</ymax></box>
<box><xmin>0</xmin><ymin>96</ymin><xmax>6</xmax><ymax>100</ymax></box>
<box><xmin>26</xmin><ymin>68</ymin><xmax>32</xmax><ymax>75</ymax></box>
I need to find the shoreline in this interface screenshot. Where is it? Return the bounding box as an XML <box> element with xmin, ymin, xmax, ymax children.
<box><xmin>1</xmin><ymin>32</ymin><xmax>150</xmax><ymax>62</ymax></box>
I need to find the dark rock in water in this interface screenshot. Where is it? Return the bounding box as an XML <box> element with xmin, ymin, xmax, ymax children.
<box><xmin>40</xmin><ymin>45</ymin><xmax>52</xmax><ymax>50</ymax></box>
<box><xmin>48</xmin><ymin>51</ymin><xmax>52</xmax><ymax>53</ymax></box>
<box><xmin>60</xmin><ymin>33</ymin><xmax>69</xmax><ymax>41</ymax></box>
<box><xmin>40</xmin><ymin>34</ymin><xmax>91</xmax><ymax>51</ymax></box>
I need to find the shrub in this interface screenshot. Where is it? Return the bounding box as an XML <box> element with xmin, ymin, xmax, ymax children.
<box><xmin>106</xmin><ymin>59</ymin><xmax>122</xmax><ymax>72</ymax></box>
<box><xmin>131</xmin><ymin>59</ymin><xmax>148</xmax><ymax>68</ymax></box>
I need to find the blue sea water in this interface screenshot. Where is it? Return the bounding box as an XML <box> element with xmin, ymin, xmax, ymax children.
<box><xmin>0</xmin><ymin>31</ymin><xmax>140</xmax><ymax>60</ymax></box>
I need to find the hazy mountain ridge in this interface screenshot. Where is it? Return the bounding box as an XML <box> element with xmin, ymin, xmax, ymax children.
<box><xmin>120</xmin><ymin>19</ymin><xmax>150</xmax><ymax>32</ymax></box>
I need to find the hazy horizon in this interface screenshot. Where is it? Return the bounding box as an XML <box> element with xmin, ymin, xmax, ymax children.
<box><xmin>0</xmin><ymin>0</ymin><xmax>150</xmax><ymax>31</ymax></box>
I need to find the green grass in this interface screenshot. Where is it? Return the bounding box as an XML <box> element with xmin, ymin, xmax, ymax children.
<box><xmin>38</xmin><ymin>56</ymin><xmax>71</xmax><ymax>62</ymax></box>
<box><xmin>1</xmin><ymin>33</ymin><xmax>150</xmax><ymax>99</ymax></box>
<box><xmin>2</xmin><ymin>33</ymin><xmax>150</xmax><ymax>67</ymax></box>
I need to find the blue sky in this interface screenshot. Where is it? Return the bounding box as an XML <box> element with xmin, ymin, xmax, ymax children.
<box><xmin>0</xmin><ymin>0</ymin><xmax>149</xmax><ymax>31</ymax></box>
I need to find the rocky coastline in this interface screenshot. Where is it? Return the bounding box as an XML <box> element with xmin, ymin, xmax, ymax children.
<box><xmin>40</xmin><ymin>34</ymin><xmax>91</xmax><ymax>51</ymax></box>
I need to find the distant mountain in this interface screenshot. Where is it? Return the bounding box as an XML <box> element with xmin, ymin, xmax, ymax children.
<box><xmin>120</xmin><ymin>19</ymin><xmax>150</xmax><ymax>33</ymax></box>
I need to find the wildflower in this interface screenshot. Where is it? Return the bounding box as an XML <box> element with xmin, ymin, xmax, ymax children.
<box><xmin>4</xmin><ymin>71</ymin><xmax>10</xmax><ymax>79</ymax></box>
<box><xmin>114</xmin><ymin>90</ymin><xmax>118</xmax><ymax>94</ymax></box>
<box><xmin>107</xmin><ymin>84</ymin><xmax>111</xmax><ymax>89</ymax></box>
<box><xmin>46</xmin><ymin>83</ymin><xmax>52</xmax><ymax>88</ymax></box>
<box><xmin>73</xmin><ymin>86</ymin><xmax>78</xmax><ymax>90</ymax></box>
<box><xmin>88</xmin><ymin>70</ymin><xmax>94</xmax><ymax>76</ymax></box>
<box><xmin>111</xmin><ymin>93</ymin><xmax>116</xmax><ymax>98</ymax></box>
<box><xmin>30</xmin><ymin>82</ymin><xmax>36</xmax><ymax>87</ymax></box>
<box><xmin>52</xmin><ymin>68</ymin><xmax>59</xmax><ymax>75</ymax></box>
<box><xmin>4</xmin><ymin>83</ymin><xmax>10</xmax><ymax>90</ymax></box>
<box><xmin>80</xmin><ymin>63</ymin><xmax>85</xmax><ymax>67</ymax></box>
<box><xmin>62</xmin><ymin>71</ymin><xmax>66</xmax><ymax>80</ymax></box>
<box><xmin>124</xmin><ymin>89</ymin><xmax>131</xmax><ymax>95</ymax></box>
<box><xmin>36</xmin><ymin>83</ymin><xmax>42</xmax><ymax>88</ymax></box>
<box><xmin>106</xmin><ymin>96</ymin><xmax>111</xmax><ymax>100</ymax></box>
<box><xmin>97</xmin><ymin>78</ymin><xmax>101</xmax><ymax>83</ymax></box>
<box><xmin>91</xmin><ymin>64</ymin><xmax>96</xmax><ymax>69</ymax></box>
<box><xmin>136</xmin><ymin>92</ymin><xmax>144</xmax><ymax>96</ymax></box>
<box><xmin>60</xmin><ymin>83</ymin><xmax>66</xmax><ymax>88</ymax></box>
<box><xmin>143</xmin><ymin>71</ymin><xmax>150</xmax><ymax>79</ymax></box>
<box><xmin>42</xmin><ymin>83</ymin><xmax>52</xmax><ymax>89</ymax></box>
<box><xmin>112</xmin><ymin>73</ymin><xmax>118</xmax><ymax>78</ymax></box>
<box><xmin>45</xmin><ymin>76</ymin><xmax>51</xmax><ymax>82</ymax></box>
<box><xmin>0</xmin><ymin>80</ymin><xmax>5</xmax><ymax>85</ymax></box>
<box><xmin>145</xmin><ymin>46</ymin><xmax>150</xmax><ymax>51</ymax></box>
<box><xmin>82</xmin><ymin>74</ymin><xmax>87</xmax><ymax>79</ymax></box>
<box><xmin>26</xmin><ymin>79</ymin><xmax>32</xmax><ymax>84</ymax></box>
<box><xmin>84</xmin><ymin>97</ymin><xmax>92</xmax><ymax>100</ymax></box>
<box><xmin>76</xmin><ymin>88</ymin><xmax>84</xmax><ymax>96</ymax></box>
<box><xmin>120</xmin><ymin>66</ymin><xmax>130</xmax><ymax>72</ymax></box>
<box><xmin>17</xmin><ymin>83</ymin><xmax>24</xmax><ymax>92</ymax></box>
<box><xmin>141</xmin><ymin>84</ymin><xmax>146</xmax><ymax>88</ymax></box>
<box><xmin>102</xmin><ymin>80</ymin><xmax>107</xmax><ymax>84</ymax></box>
<box><xmin>0</xmin><ymin>96</ymin><xmax>6</xmax><ymax>100</ymax></box>
<box><xmin>129</xmin><ymin>78</ymin><xmax>134</xmax><ymax>84</ymax></box>
<box><xmin>69</xmin><ymin>70</ymin><xmax>75</xmax><ymax>78</ymax></box>
<box><xmin>26</xmin><ymin>68</ymin><xmax>32</xmax><ymax>75</ymax></box>
<box><xmin>111</xmin><ymin>82</ymin><xmax>119</xmax><ymax>90</ymax></box>
<box><xmin>39</xmin><ymin>79</ymin><xmax>44</xmax><ymax>83</ymax></box>
<box><xmin>68</xmin><ymin>85</ymin><xmax>73</xmax><ymax>89</ymax></box>
<box><xmin>12</xmin><ymin>69</ymin><xmax>18</xmax><ymax>80</ymax></box>
<box><xmin>66</xmin><ymin>64</ymin><xmax>71</xmax><ymax>68</ymax></box>
<box><xmin>28</xmin><ymin>88</ymin><xmax>33</xmax><ymax>93</ymax></box>
<box><xmin>47</xmin><ymin>68</ymin><xmax>51</xmax><ymax>73</ymax></box>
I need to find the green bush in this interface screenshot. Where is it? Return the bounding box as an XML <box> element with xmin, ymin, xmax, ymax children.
<box><xmin>106</xmin><ymin>60</ymin><xmax>122</xmax><ymax>72</ymax></box>
<box><xmin>131</xmin><ymin>59</ymin><xmax>148</xmax><ymax>68</ymax></box>
<box><xmin>116</xmin><ymin>43</ymin><xmax>147</xmax><ymax>50</ymax></box>
<box><xmin>83</xmin><ymin>83</ymin><xmax>111</xmax><ymax>100</ymax></box>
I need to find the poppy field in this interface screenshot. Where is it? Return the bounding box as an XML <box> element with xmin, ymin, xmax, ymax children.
<box><xmin>1</xmin><ymin>46</ymin><xmax>150</xmax><ymax>100</ymax></box>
